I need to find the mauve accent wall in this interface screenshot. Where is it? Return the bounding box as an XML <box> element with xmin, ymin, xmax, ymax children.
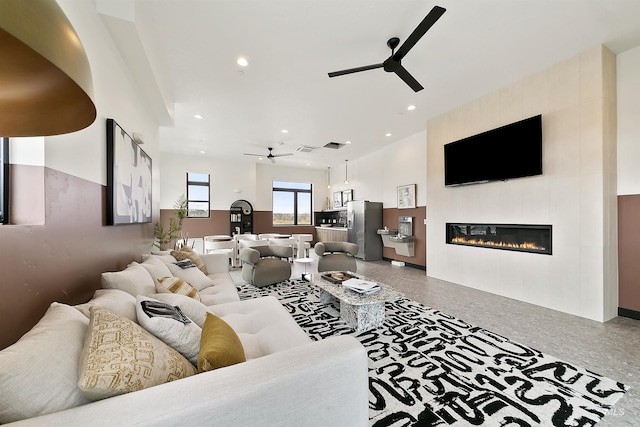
<box><xmin>618</xmin><ymin>194</ymin><xmax>640</xmax><ymax>314</ymax></box>
<box><xmin>383</xmin><ymin>206</ymin><xmax>426</xmax><ymax>268</ymax></box>
<box><xmin>0</xmin><ymin>166</ymin><xmax>153</xmax><ymax>350</ymax></box>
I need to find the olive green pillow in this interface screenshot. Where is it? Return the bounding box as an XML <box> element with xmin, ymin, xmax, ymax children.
<box><xmin>197</xmin><ymin>313</ymin><xmax>246</xmax><ymax>373</ymax></box>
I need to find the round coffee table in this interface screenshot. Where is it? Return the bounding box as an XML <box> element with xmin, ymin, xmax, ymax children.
<box><xmin>294</xmin><ymin>257</ymin><xmax>315</xmax><ymax>281</ymax></box>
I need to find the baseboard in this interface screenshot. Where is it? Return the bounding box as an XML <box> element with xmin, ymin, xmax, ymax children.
<box><xmin>382</xmin><ymin>257</ymin><xmax>426</xmax><ymax>271</ymax></box>
<box><xmin>618</xmin><ymin>307</ymin><xmax>640</xmax><ymax>320</ymax></box>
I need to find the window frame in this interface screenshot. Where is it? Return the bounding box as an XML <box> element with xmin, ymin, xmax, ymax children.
<box><xmin>186</xmin><ymin>172</ymin><xmax>210</xmax><ymax>218</ymax></box>
<box><xmin>272</xmin><ymin>181</ymin><xmax>312</xmax><ymax>226</ymax></box>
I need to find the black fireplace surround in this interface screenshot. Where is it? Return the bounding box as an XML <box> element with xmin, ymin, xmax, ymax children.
<box><xmin>446</xmin><ymin>223</ymin><xmax>552</xmax><ymax>255</ymax></box>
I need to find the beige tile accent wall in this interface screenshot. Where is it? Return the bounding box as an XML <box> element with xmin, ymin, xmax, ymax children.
<box><xmin>426</xmin><ymin>45</ymin><xmax>617</xmax><ymax>322</ymax></box>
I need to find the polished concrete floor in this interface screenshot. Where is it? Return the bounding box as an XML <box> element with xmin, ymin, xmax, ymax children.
<box><xmin>235</xmin><ymin>256</ymin><xmax>640</xmax><ymax>426</ymax></box>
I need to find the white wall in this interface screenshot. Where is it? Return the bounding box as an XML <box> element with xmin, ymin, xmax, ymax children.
<box><xmin>47</xmin><ymin>1</ymin><xmax>161</xmax><ymax>191</ymax></box>
<box><xmin>617</xmin><ymin>45</ymin><xmax>640</xmax><ymax>196</ymax></box>
<box><xmin>327</xmin><ymin>131</ymin><xmax>427</xmax><ymax>208</ymax></box>
<box><xmin>426</xmin><ymin>45</ymin><xmax>617</xmax><ymax>322</ymax></box>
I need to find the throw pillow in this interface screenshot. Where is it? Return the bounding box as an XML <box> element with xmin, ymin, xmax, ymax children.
<box><xmin>150</xmin><ymin>292</ymin><xmax>209</xmax><ymax>328</ymax></box>
<box><xmin>140</xmin><ymin>256</ymin><xmax>174</xmax><ymax>283</ymax></box>
<box><xmin>135</xmin><ymin>296</ymin><xmax>202</xmax><ymax>365</ymax></box>
<box><xmin>156</xmin><ymin>276</ymin><xmax>201</xmax><ymax>301</ymax></box>
<box><xmin>198</xmin><ymin>312</ymin><xmax>246</xmax><ymax>373</ymax></box>
<box><xmin>0</xmin><ymin>303</ymin><xmax>90</xmax><ymax>424</ymax></box>
<box><xmin>78</xmin><ymin>307</ymin><xmax>196</xmax><ymax>401</ymax></box>
<box><xmin>101</xmin><ymin>262</ymin><xmax>156</xmax><ymax>297</ymax></box>
<box><xmin>174</xmin><ymin>259</ymin><xmax>196</xmax><ymax>269</ymax></box>
<box><xmin>74</xmin><ymin>289</ymin><xmax>138</xmax><ymax>323</ymax></box>
<box><xmin>171</xmin><ymin>246</ymin><xmax>208</xmax><ymax>275</ymax></box>
<box><xmin>166</xmin><ymin>262</ymin><xmax>215</xmax><ymax>291</ymax></box>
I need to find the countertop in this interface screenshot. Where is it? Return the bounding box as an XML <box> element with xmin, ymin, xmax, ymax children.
<box><xmin>316</xmin><ymin>226</ymin><xmax>347</xmax><ymax>231</ymax></box>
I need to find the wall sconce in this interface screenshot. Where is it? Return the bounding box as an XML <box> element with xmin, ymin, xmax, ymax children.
<box><xmin>327</xmin><ymin>166</ymin><xmax>331</xmax><ymax>188</ymax></box>
<box><xmin>344</xmin><ymin>160</ymin><xmax>349</xmax><ymax>185</ymax></box>
<box><xmin>0</xmin><ymin>0</ymin><xmax>96</xmax><ymax>136</ymax></box>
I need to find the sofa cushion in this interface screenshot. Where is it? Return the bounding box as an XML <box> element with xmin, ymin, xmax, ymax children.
<box><xmin>136</xmin><ymin>296</ymin><xmax>202</xmax><ymax>365</ymax></box>
<box><xmin>209</xmin><ymin>296</ymin><xmax>311</xmax><ymax>360</ymax></box>
<box><xmin>198</xmin><ymin>312</ymin><xmax>246</xmax><ymax>372</ymax></box>
<box><xmin>101</xmin><ymin>261</ymin><xmax>155</xmax><ymax>297</ymax></box>
<box><xmin>0</xmin><ymin>303</ymin><xmax>90</xmax><ymax>424</ymax></box>
<box><xmin>171</xmin><ymin>246</ymin><xmax>208</xmax><ymax>275</ymax></box>
<box><xmin>151</xmin><ymin>292</ymin><xmax>209</xmax><ymax>328</ymax></box>
<box><xmin>166</xmin><ymin>262</ymin><xmax>215</xmax><ymax>291</ymax></box>
<box><xmin>74</xmin><ymin>289</ymin><xmax>138</xmax><ymax>323</ymax></box>
<box><xmin>156</xmin><ymin>276</ymin><xmax>201</xmax><ymax>301</ymax></box>
<box><xmin>140</xmin><ymin>256</ymin><xmax>174</xmax><ymax>282</ymax></box>
<box><xmin>78</xmin><ymin>307</ymin><xmax>196</xmax><ymax>401</ymax></box>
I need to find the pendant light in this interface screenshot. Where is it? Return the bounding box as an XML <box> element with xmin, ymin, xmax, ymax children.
<box><xmin>344</xmin><ymin>160</ymin><xmax>349</xmax><ymax>184</ymax></box>
<box><xmin>0</xmin><ymin>0</ymin><xmax>96</xmax><ymax>136</ymax></box>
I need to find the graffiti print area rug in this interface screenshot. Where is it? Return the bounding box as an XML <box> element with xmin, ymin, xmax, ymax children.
<box><xmin>237</xmin><ymin>280</ymin><xmax>627</xmax><ymax>426</ymax></box>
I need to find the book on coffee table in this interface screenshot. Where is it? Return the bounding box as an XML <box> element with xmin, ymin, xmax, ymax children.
<box><xmin>342</xmin><ymin>278</ymin><xmax>380</xmax><ymax>294</ymax></box>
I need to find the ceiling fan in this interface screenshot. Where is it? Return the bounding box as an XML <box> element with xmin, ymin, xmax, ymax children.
<box><xmin>243</xmin><ymin>147</ymin><xmax>293</xmax><ymax>163</ymax></box>
<box><xmin>328</xmin><ymin>5</ymin><xmax>446</xmax><ymax>92</ymax></box>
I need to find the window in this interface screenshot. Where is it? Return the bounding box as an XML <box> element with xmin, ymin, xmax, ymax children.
<box><xmin>272</xmin><ymin>181</ymin><xmax>312</xmax><ymax>225</ymax></box>
<box><xmin>0</xmin><ymin>138</ymin><xmax>8</xmax><ymax>224</ymax></box>
<box><xmin>186</xmin><ymin>172</ymin><xmax>210</xmax><ymax>218</ymax></box>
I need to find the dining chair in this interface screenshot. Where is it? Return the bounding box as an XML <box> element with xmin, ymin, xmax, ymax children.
<box><xmin>203</xmin><ymin>239</ymin><xmax>236</xmax><ymax>267</ymax></box>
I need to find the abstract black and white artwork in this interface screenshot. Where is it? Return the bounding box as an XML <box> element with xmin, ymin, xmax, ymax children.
<box><xmin>106</xmin><ymin>118</ymin><xmax>152</xmax><ymax>225</ymax></box>
<box><xmin>237</xmin><ymin>280</ymin><xmax>628</xmax><ymax>426</ymax></box>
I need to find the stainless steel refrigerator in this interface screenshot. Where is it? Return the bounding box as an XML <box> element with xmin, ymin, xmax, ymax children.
<box><xmin>346</xmin><ymin>200</ymin><xmax>383</xmax><ymax>260</ymax></box>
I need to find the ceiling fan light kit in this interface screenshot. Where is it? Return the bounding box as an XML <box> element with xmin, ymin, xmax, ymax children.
<box><xmin>328</xmin><ymin>5</ymin><xmax>446</xmax><ymax>92</ymax></box>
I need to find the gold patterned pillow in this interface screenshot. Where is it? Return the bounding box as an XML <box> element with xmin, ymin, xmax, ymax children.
<box><xmin>171</xmin><ymin>247</ymin><xmax>208</xmax><ymax>275</ymax></box>
<box><xmin>78</xmin><ymin>307</ymin><xmax>196</xmax><ymax>401</ymax></box>
<box><xmin>156</xmin><ymin>276</ymin><xmax>201</xmax><ymax>301</ymax></box>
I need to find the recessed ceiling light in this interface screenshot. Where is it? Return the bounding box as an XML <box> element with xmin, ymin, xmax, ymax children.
<box><xmin>306</xmin><ymin>163</ymin><xmax>311</xmax><ymax>166</ymax></box>
<box><xmin>199</xmin><ymin>150</ymin><xmax>206</xmax><ymax>154</ymax></box>
<box><xmin>281</xmin><ymin>129</ymin><xmax>288</xmax><ymax>134</ymax></box>
<box><xmin>385</xmin><ymin>133</ymin><xmax>392</xmax><ymax>137</ymax></box>
<box><xmin>407</xmin><ymin>105</ymin><xmax>416</xmax><ymax>111</ymax></box>
<box><xmin>345</xmin><ymin>140</ymin><xmax>352</xmax><ymax>144</ymax></box>
<box><xmin>237</xmin><ymin>57</ymin><xmax>248</xmax><ymax>67</ymax></box>
<box><xmin>194</xmin><ymin>114</ymin><xmax>203</xmax><ymax>119</ymax></box>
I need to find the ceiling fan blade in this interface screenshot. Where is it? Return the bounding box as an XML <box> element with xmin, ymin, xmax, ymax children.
<box><xmin>328</xmin><ymin>63</ymin><xmax>383</xmax><ymax>77</ymax></box>
<box><xmin>395</xmin><ymin>66</ymin><xmax>423</xmax><ymax>92</ymax></box>
<box><xmin>394</xmin><ymin>6</ymin><xmax>445</xmax><ymax>60</ymax></box>
<box><xmin>243</xmin><ymin>153</ymin><xmax>264</xmax><ymax>157</ymax></box>
<box><xmin>272</xmin><ymin>153</ymin><xmax>293</xmax><ymax>157</ymax></box>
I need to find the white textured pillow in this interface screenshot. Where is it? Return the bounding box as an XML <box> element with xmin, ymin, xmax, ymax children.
<box><xmin>101</xmin><ymin>262</ymin><xmax>155</xmax><ymax>296</ymax></box>
<box><xmin>0</xmin><ymin>303</ymin><xmax>90</xmax><ymax>423</ymax></box>
<box><xmin>135</xmin><ymin>296</ymin><xmax>202</xmax><ymax>365</ymax></box>
<box><xmin>78</xmin><ymin>307</ymin><xmax>196</xmax><ymax>401</ymax></box>
<box><xmin>140</xmin><ymin>256</ymin><xmax>173</xmax><ymax>282</ymax></box>
<box><xmin>74</xmin><ymin>289</ymin><xmax>138</xmax><ymax>323</ymax></box>
<box><xmin>166</xmin><ymin>262</ymin><xmax>215</xmax><ymax>291</ymax></box>
<box><xmin>151</xmin><ymin>292</ymin><xmax>209</xmax><ymax>328</ymax></box>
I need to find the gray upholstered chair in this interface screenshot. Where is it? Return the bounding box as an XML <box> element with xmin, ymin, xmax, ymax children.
<box><xmin>240</xmin><ymin>246</ymin><xmax>293</xmax><ymax>287</ymax></box>
<box><xmin>314</xmin><ymin>241</ymin><xmax>359</xmax><ymax>273</ymax></box>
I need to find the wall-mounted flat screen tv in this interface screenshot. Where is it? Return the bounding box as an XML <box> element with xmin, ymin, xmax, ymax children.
<box><xmin>444</xmin><ymin>114</ymin><xmax>542</xmax><ymax>186</ymax></box>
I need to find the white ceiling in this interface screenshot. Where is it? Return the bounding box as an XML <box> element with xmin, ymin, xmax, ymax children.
<box><xmin>113</xmin><ymin>0</ymin><xmax>640</xmax><ymax>169</ymax></box>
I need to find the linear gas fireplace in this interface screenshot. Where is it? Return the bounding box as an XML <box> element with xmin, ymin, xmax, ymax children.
<box><xmin>446</xmin><ymin>223</ymin><xmax>552</xmax><ymax>255</ymax></box>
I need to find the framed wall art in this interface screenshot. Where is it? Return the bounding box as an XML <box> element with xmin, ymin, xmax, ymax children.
<box><xmin>397</xmin><ymin>184</ymin><xmax>416</xmax><ymax>209</ymax></box>
<box><xmin>333</xmin><ymin>191</ymin><xmax>343</xmax><ymax>209</ymax></box>
<box><xmin>106</xmin><ymin>118</ymin><xmax>152</xmax><ymax>225</ymax></box>
<box><xmin>342</xmin><ymin>189</ymin><xmax>353</xmax><ymax>205</ymax></box>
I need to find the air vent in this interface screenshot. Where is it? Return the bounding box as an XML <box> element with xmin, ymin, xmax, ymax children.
<box><xmin>295</xmin><ymin>145</ymin><xmax>318</xmax><ymax>153</ymax></box>
<box><xmin>324</xmin><ymin>142</ymin><xmax>345</xmax><ymax>149</ymax></box>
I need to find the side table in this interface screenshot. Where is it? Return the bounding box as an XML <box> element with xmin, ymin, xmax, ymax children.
<box><xmin>293</xmin><ymin>257</ymin><xmax>315</xmax><ymax>281</ymax></box>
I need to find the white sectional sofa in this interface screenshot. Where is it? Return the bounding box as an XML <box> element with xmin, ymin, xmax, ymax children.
<box><xmin>0</xmin><ymin>250</ymin><xmax>369</xmax><ymax>426</ymax></box>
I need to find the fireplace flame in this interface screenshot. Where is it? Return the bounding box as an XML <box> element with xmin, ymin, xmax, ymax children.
<box><xmin>451</xmin><ymin>236</ymin><xmax>546</xmax><ymax>251</ymax></box>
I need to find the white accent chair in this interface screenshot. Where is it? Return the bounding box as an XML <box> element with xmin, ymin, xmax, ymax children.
<box><xmin>291</xmin><ymin>234</ymin><xmax>313</xmax><ymax>258</ymax></box>
<box><xmin>204</xmin><ymin>238</ymin><xmax>236</xmax><ymax>267</ymax></box>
